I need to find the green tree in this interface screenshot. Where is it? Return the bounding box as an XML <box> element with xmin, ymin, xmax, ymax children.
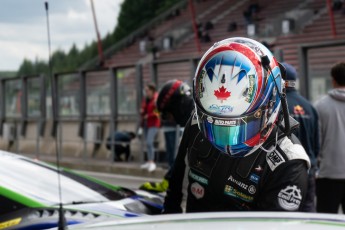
<box><xmin>18</xmin><ymin>59</ymin><xmax>35</xmax><ymax>76</ymax></box>
<box><xmin>67</xmin><ymin>44</ymin><xmax>80</xmax><ymax>70</ymax></box>
<box><xmin>113</xmin><ymin>0</ymin><xmax>179</xmax><ymax>41</ymax></box>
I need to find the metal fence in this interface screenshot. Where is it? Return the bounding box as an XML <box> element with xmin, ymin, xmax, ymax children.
<box><xmin>0</xmin><ymin>59</ymin><xmax>198</xmax><ymax>163</ymax></box>
<box><xmin>1</xmin><ymin>39</ymin><xmax>343</xmax><ymax>162</ymax></box>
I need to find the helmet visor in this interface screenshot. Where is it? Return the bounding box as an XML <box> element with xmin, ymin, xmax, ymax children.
<box><xmin>196</xmin><ymin>107</ymin><xmax>266</xmax><ymax>155</ymax></box>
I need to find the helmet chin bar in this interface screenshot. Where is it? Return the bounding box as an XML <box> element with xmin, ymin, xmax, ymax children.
<box><xmin>261</xmin><ymin>55</ymin><xmax>291</xmax><ymax>136</ymax></box>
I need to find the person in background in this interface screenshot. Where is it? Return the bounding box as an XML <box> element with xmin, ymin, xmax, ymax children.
<box><xmin>282</xmin><ymin>62</ymin><xmax>319</xmax><ymax>212</ymax></box>
<box><xmin>140</xmin><ymin>79</ymin><xmax>194</xmax><ymax>192</ymax></box>
<box><xmin>162</xmin><ymin>119</ymin><xmax>179</xmax><ymax>170</ymax></box>
<box><xmin>243</xmin><ymin>0</ymin><xmax>260</xmax><ymax>24</ymax></box>
<box><xmin>332</xmin><ymin>0</ymin><xmax>343</xmax><ymax>11</ymax></box>
<box><xmin>106</xmin><ymin>131</ymin><xmax>136</xmax><ymax>162</ymax></box>
<box><xmin>314</xmin><ymin>62</ymin><xmax>345</xmax><ymax>214</ymax></box>
<box><xmin>140</xmin><ymin>83</ymin><xmax>161</xmax><ymax>172</ymax></box>
<box><xmin>163</xmin><ymin>37</ymin><xmax>310</xmax><ymax>213</ymax></box>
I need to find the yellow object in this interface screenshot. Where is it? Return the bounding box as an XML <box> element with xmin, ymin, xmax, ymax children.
<box><xmin>140</xmin><ymin>178</ymin><xmax>169</xmax><ymax>193</ymax></box>
<box><xmin>0</xmin><ymin>217</ymin><xmax>21</xmax><ymax>229</ymax></box>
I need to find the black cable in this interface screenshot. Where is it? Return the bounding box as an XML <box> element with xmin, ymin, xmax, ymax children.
<box><xmin>261</xmin><ymin>55</ymin><xmax>291</xmax><ymax>136</ymax></box>
<box><xmin>44</xmin><ymin>2</ymin><xmax>67</xmax><ymax>229</ymax></box>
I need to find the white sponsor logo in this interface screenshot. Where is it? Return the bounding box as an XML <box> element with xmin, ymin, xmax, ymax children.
<box><xmin>266</xmin><ymin>150</ymin><xmax>285</xmax><ymax>171</ymax></box>
<box><xmin>278</xmin><ymin>185</ymin><xmax>302</xmax><ymax>211</ymax></box>
<box><xmin>227</xmin><ymin>175</ymin><xmax>248</xmax><ymax>190</ymax></box>
<box><xmin>248</xmin><ymin>185</ymin><xmax>256</xmax><ymax>194</ymax></box>
<box><xmin>214</xmin><ymin>119</ymin><xmax>237</xmax><ymax>126</ymax></box>
<box><xmin>191</xmin><ymin>182</ymin><xmax>204</xmax><ymax>199</ymax></box>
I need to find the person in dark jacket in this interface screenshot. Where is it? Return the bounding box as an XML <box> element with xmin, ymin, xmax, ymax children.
<box><xmin>163</xmin><ymin>37</ymin><xmax>310</xmax><ymax>213</ymax></box>
<box><xmin>106</xmin><ymin>131</ymin><xmax>136</xmax><ymax>162</ymax></box>
<box><xmin>140</xmin><ymin>79</ymin><xmax>194</xmax><ymax>192</ymax></box>
<box><xmin>282</xmin><ymin>62</ymin><xmax>319</xmax><ymax>212</ymax></box>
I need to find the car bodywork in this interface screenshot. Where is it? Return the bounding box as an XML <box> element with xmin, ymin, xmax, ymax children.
<box><xmin>66</xmin><ymin>211</ymin><xmax>345</xmax><ymax>230</ymax></box>
<box><xmin>0</xmin><ymin>150</ymin><xmax>163</xmax><ymax>229</ymax></box>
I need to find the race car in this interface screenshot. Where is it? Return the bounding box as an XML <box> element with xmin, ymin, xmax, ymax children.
<box><xmin>0</xmin><ymin>150</ymin><xmax>163</xmax><ymax>229</ymax></box>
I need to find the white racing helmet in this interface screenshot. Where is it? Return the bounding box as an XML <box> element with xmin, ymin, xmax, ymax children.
<box><xmin>193</xmin><ymin>37</ymin><xmax>285</xmax><ymax>157</ymax></box>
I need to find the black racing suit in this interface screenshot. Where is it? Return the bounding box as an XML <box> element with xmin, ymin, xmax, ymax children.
<box><xmin>163</xmin><ymin>115</ymin><xmax>310</xmax><ymax>213</ymax></box>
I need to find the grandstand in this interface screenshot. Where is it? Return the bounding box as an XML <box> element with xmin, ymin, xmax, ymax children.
<box><xmin>0</xmin><ymin>0</ymin><xmax>344</xmax><ymax>170</ymax></box>
<box><xmin>103</xmin><ymin>0</ymin><xmax>345</xmax><ymax>97</ymax></box>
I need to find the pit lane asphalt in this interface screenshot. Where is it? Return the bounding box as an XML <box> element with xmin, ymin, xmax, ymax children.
<box><xmin>21</xmin><ymin>153</ymin><xmax>168</xmax><ymax>179</ymax></box>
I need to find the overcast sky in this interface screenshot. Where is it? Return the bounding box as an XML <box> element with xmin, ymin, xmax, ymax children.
<box><xmin>0</xmin><ymin>0</ymin><xmax>124</xmax><ymax>71</ymax></box>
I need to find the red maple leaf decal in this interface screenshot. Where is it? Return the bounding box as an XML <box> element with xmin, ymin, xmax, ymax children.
<box><xmin>214</xmin><ymin>86</ymin><xmax>231</xmax><ymax>102</ymax></box>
